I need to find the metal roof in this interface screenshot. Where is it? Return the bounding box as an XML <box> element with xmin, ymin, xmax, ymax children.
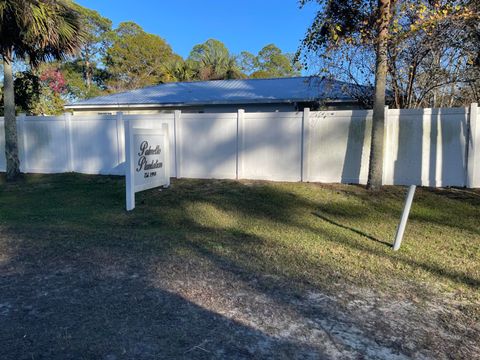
<box><xmin>66</xmin><ymin>76</ymin><xmax>370</xmax><ymax>109</ymax></box>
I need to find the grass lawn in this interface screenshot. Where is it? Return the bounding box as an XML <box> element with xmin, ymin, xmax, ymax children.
<box><xmin>0</xmin><ymin>174</ymin><xmax>479</xmax><ymax>359</ymax></box>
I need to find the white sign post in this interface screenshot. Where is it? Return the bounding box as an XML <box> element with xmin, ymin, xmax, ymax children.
<box><xmin>125</xmin><ymin>120</ymin><xmax>170</xmax><ymax>211</ymax></box>
<box><xmin>392</xmin><ymin>185</ymin><xmax>416</xmax><ymax>251</ymax></box>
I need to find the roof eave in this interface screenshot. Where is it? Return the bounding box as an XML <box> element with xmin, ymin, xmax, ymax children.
<box><xmin>65</xmin><ymin>98</ymin><xmax>356</xmax><ymax>110</ymax></box>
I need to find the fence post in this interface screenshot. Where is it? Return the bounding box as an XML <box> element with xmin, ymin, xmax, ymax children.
<box><xmin>124</xmin><ymin>119</ymin><xmax>135</xmax><ymax>210</ymax></box>
<box><xmin>237</xmin><ymin>109</ymin><xmax>245</xmax><ymax>180</ymax></box>
<box><xmin>467</xmin><ymin>103</ymin><xmax>479</xmax><ymax>188</ymax></box>
<box><xmin>162</xmin><ymin>123</ymin><xmax>171</xmax><ymax>187</ymax></box>
<box><xmin>301</xmin><ymin>108</ymin><xmax>310</xmax><ymax>182</ymax></box>
<box><xmin>116</xmin><ymin>112</ymin><xmax>125</xmax><ymax>173</ymax></box>
<box><xmin>18</xmin><ymin>113</ymin><xmax>27</xmax><ymax>173</ymax></box>
<box><xmin>174</xmin><ymin>110</ymin><xmax>182</xmax><ymax>178</ymax></box>
<box><xmin>64</xmin><ymin>112</ymin><xmax>74</xmax><ymax>172</ymax></box>
<box><xmin>381</xmin><ymin>105</ymin><xmax>389</xmax><ymax>185</ymax></box>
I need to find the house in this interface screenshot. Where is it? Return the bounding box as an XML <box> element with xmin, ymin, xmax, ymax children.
<box><xmin>65</xmin><ymin>76</ymin><xmax>371</xmax><ymax>115</ymax></box>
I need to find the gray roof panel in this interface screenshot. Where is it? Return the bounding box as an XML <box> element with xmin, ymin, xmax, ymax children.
<box><xmin>67</xmin><ymin>76</ymin><xmax>370</xmax><ymax>108</ymax></box>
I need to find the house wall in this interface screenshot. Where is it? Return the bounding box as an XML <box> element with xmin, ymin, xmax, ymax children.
<box><xmin>69</xmin><ymin>101</ymin><xmax>362</xmax><ymax>116</ymax></box>
<box><xmin>70</xmin><ymin>103</ymin><xmax>297</xmax><ymax>116</ymax></box>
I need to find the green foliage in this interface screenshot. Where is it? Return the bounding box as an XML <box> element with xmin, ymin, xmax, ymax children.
<box><xmin>11</xmin><ymin>65</ymin><xmax>68</xmax><ymax>115</ymax></box>
<box><xmin>13</xmin><ymin>70</ymin><xmax>40</xmax><ymax>114</ymax></box>
<box><xmin>250</xmin><ymin>70</ymin><xmax>273</xmax><ymax>79</ymax></box>
<box><xmin>104</xmin><ymin>21</ymin><xmax>178</xmax><ymax>91</ymax></box>
<box><xmin>30</xmin><ymin>85</ymin><xmax>65</xmax><ymax>115</ymax></box>
<box><xmin>163</xmin><ymin>55</ymin><xmax>195</xmax><ymax>82</ymax></box>
<box><xmin>240</xmin><ymin>44</ymin><xmax>302</xmax><ymax>78</ymax></box>
<box><xmin>0</xmin><ymin>0</ymin><xmax>85</xmax><ymax>179</ymax></box>
<box><xmin>0</xmin><ymin>0</ymin><xmax>85</xmax><ymax>64</ymax></box>
<box><xmin>69</xmin><ymin>2</ymin><xmax>112</xmax><ymax>89</ymax></box>
<box><xmin>238</xmin><ymin>51</ymin><xmax>258</xmax><ymax>74</ymax></box>
<box><xmin>61</xmin><ymin>60</ymin><xmax>105</xmax><ymax>99</ymax></box>
<box><xmin>187</xmin><ymin>39</ymin><xmax>245</xmax><ymax>80</ymax></box>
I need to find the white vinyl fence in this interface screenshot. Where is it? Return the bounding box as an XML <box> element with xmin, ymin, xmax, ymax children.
<box><xmin>0</xmin><ymin>103</ymin><xmax>479</xmax><ymax>188</ymax></box>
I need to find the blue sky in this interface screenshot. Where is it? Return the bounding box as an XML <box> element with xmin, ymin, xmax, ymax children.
<box><xmin>75</xmin><ymin>0</ymin><xmax>318</xmax><ymax>60</ymax></box>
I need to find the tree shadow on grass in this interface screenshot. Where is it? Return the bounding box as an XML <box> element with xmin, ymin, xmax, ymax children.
<box><xmin>0</xmin><ymin>174</ymin><xmax>479</xmax><ymax>359</ymax></box>
<box><xmin>311</xmin><ymin>212</ymin><xmax>392</xmax><ymax>247</ymax></box>
<box><xmin>1</xmin><ymin>175</ymin><xmax>478</xmax><ymax>291</ymax></box>
<box><xmin>0</xmin><ymin>234</ymin><xmax>325</xmax><ymax>360</ymax></box>
<box><xmin>164</xmin><ymin>180</ymin><xmax>479</xmax><ymax>289</ymax></box>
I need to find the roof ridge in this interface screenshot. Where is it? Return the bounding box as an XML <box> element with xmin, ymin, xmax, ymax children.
<box><xmin>156</xmin><ymin>75</ymin><xmax>317</xmax><ymax>86</ymax></box>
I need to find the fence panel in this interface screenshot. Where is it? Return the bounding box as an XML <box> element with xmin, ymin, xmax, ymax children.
<box><xmin>384</xmin><ymin>108</ymin><xmax>468</xmax><ymax>187</ymax></box>
<box><xmin>22</xmin><ymin>116</ymin><xmax>69</xmax><ymax>173</ymax></box>
<box><xmin>0</xmin><ymin>107</ymin><xmax>478</xmax><ymax>187</ymax></box>
<box><xmin>71</xmin><ymin>115</ymin><xmax>121</xmax><ymax>175</ymax></box>
<box><xmin>241</xmin><ymin>112</ymin><xmax>303</xmax><ymax>181</ymax></box>
<box><xmin>178</xmin><ymin>113</ymin><xmax>237</xmax><ymax>179</ymax></box>
<box><xmin>306</xmin><ymin>110</ymin><xmax>371</xmax><ymax>184</ymax></box>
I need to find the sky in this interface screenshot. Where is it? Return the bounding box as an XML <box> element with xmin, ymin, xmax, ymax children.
<box><xmin>75</xmin><ymin>0</ymin><xmax>318</xmax><ymax>61</ymax></box>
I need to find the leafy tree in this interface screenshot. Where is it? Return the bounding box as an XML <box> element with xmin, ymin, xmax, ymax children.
<box><xmin>298</xmin><ymin>0</ymin><xmax>479</xmax><ymax>189</ymax></box>
<box><xmin>238</xmin><ymin>51</ymin><xmax>257</xmax><ymax>75</ymax></box>
<box><xmin>388</xmin><ymin>7</ymin><xmax>480</xmax><ymax>108</ymax></box>
<box><xmin>240</xmin><ymin>44</ymin><xmax>302</xmax><ymax>78</ymax></box>
<box><xmin>163</xmin><ymin>55</ymin><xmax>195</xmax><ymax>82</ymax></box>
<box><xmin>70</xmin><ymin>2</ymin><xmax>111</xmax><ymax>90</ymax></box>
<box><xmin>298</xmin><ymin>0</ymin><xmax>392</xmax><ymax>189</ymax></box>
<box><xmin>187</xmin><ymin>39</ymin><xmax>244</xmax><ymax>80</ymax></box>
<box><xmin>31</xmin><ymin>86</ymin><xmax>65</xmax><ymax>115</ymax></box>
<box><xmin>33</xmin><ymin>64</ymin><xmax>68</xmax><ymax>115</ymax></box>
<box><xmin>104</xmin><ymin>22</ymin><xmax>178</xmax><ymax>91</ymax></box>
<box><xmin>61</xmin><ymin>60</ymin><xmax>106</xmax><ymax>99</ymax></box>
<box><xmin>12</xmin><ymin>64</ymin><xmax>72</xmax><ymax>115</ymax></box>
<box><xmin>13</xmin><ymin>70</ymin><xmax>40</xmax><ymax>114</ymax></box>
<box><xmin>0</xmin><ymin>0</ymin><xmax>84</xmax><ymax>180</ymax></box>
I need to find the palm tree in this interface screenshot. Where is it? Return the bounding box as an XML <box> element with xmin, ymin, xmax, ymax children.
<box><xmin>0</xmin><ymin>0</ymin><xmax>84</xmax><ymax>180</ymax></box>
<box><xmin>188</xmin><ymin>39</ymin><xmax>245</xmax><ymax>81</ymax></box>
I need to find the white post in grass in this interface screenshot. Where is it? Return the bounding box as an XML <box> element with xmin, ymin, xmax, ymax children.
<box><xmin>393</xmin><ymin>185</ymin><xmax>416</xmax><ymax>251</ymax></box>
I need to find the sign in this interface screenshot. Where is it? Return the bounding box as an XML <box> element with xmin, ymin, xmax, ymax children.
<box><xmin>125</xmin><ymin>121</ymin><xmax>170</xmax><ymax>210</ymax></box>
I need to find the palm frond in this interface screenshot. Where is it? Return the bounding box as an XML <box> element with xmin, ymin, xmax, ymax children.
<box><xmin>0</xmin><ymin>0</ymin><xmax>85</xmax><ymax>65</ymax></box>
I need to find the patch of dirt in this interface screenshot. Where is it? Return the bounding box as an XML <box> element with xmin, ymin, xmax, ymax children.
<box><xmin>150</xmin><ymin>256</ymin><xmax>480</xmax><ymax>360</ymax></box>
<box><xmin>0</xmin><ymin>239</ymin><xmax>478</xmax><ymax>359</ymax></box>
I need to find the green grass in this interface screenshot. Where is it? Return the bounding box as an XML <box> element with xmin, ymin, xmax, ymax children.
<box><xmin>0</xmin><ymin>173</ymin><xmax>479</xmax><ymax>307</ymax></box>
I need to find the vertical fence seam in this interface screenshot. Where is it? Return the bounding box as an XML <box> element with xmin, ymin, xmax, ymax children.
<box><xmin>301</xmin><ymin>108</ymin><xmax>310</xmax><ymax>182</ymax></box>
<box><xmin>19</xmin><ymin>114</ymin><xmax>27</xmax><ymax>173</ymax></box>
<box><xmin>174</xmin><ymin>110</ymin><xmax>182</xmax><ymax>178</ymax></box>
<box><xmin>467</xmin><ymin>103</ymin><xmax>478</xmax><ymax>188</ymax></box>
<box><xmin>65</xmin><ymin>113</ymin><xmax>74</xmax><ymax>172</ymax></box>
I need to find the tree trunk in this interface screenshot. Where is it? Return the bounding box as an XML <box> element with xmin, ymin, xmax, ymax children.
<box><xmin>3</xmin><ymin>57</ymin><xmax>20</xmax><ymax>181</ymax></box>
<box><xmin>81</xmin><ymin>47</ymin><xmax>93</xmax><ymax>90</ymax></box>
<box><xmin>367</xmin><ymin>0</ymin><xmax>391</xmax><ymax>190</ymax></box>
<box><xmin>85</xmin><ymin>56</ymin><xmax>92</xmax><ymax>89</ymax></box>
